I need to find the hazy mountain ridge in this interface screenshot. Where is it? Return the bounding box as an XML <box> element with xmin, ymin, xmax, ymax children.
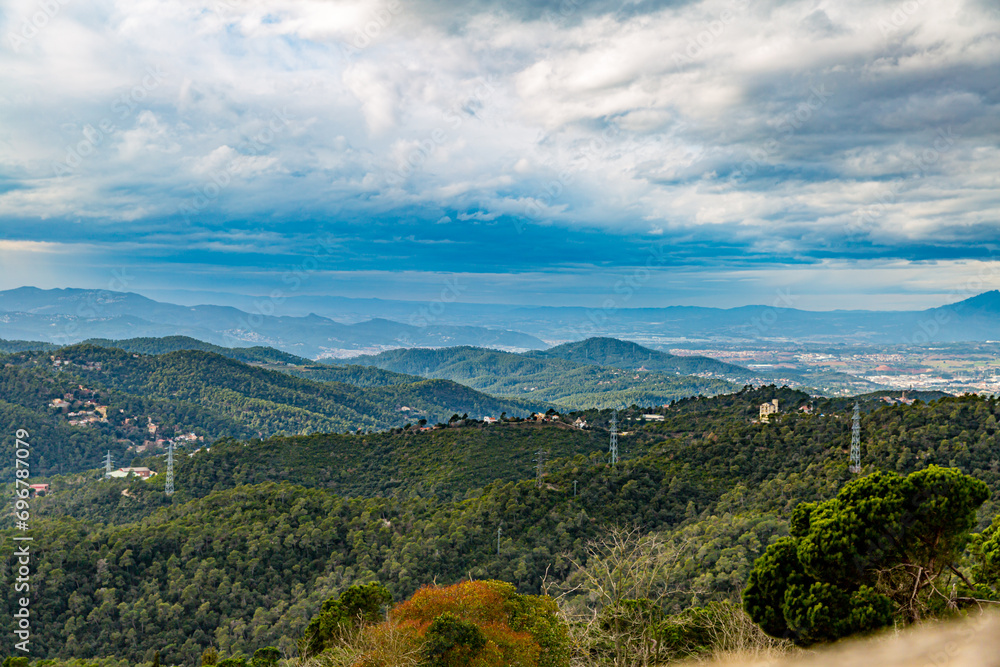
<box><xmin>4</xmin><ymin>288</ymin><xmax>998</xmax><ymax>355</ymax></box>
<box><xmin>516</xmin><ymin>291</ymin><xmax>1000</xmax><ymax>342</ymax></box>
<box><xmin>31</xmin><ymin>286</ymin><xmax>1000</xmax><ymax>345</ymax></box>
<box><xmin>0</xmin><ymin>287</ymin><xmax>548</xmax><ymax>356</ymax></box>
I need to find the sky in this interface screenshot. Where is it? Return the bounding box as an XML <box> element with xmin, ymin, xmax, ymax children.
<box><xmin>0</xmin><ymin>0</ymin><xmax>998</xmax><ymax>311</ymax></box>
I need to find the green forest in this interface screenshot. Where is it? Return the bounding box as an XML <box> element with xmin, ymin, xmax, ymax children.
<box><xmin>328</xmin><ymin>344</ymin><xmax>739</xmax><ymax>408</ymax></box>
<box><xmin>4</xmin><ymin>380</ymin><xmax>1000</xmax><ymax>665</ymax></box>
<box><xmin>0</xmin><ymin>344</ymin><xmax>549</xmax><ymax>480</ymax></box>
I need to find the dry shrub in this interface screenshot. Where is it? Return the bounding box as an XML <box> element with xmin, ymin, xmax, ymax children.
<box><xmin>392</xmin><ymin>580</ymin><xmax>541</xmax><ymax>667</ymax></box>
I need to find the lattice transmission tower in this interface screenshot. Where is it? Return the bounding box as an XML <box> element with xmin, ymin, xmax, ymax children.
<box><xmin>165</xmin><ymin>442</ymin><xmax>175</xmax><ymax>496</ymax></box>
<box><xmin>104</xmin><ymin>451</ymin><xmax>114</xmax><ymax>478</ymax></box>
<box><xmin>609</xmin><ymin>411</ymin><xmax>619</xmax><ymax>466</ymax></box>
<box><xmin>533</xmin><ymin>449</ymin><xmax>548</xmax><ymax>488</ymax></box>
<box><xmin>849</xmin><ymin>402</ymin><xmax>861</xmax><ymax>474</ymax></box>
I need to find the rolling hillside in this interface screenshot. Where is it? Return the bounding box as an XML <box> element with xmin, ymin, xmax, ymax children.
<box><xmin>0</xmin><ymin>344</ymin><xmax>547</xmax><ymax>479</ymax></box>
<box><xmin>330</xmin><ymin>344</ymin><xmax>740</xmax><ymax>408</ymax></box>
<box><xmin>12</xmin><ymin>389</ymin><xmax>1000</xmax><ymax>663</ymax></box>
<box><xmin>535</xmin><ymin>337</ymin><xmax>753</xmax><ymax>377</ymax></box>
<box><xmin>40</xmin><ymin>419</ymin><xmax>635</xmax><ymax>525</ymax></box>
<box><xmin>0</xmin><ymin>337</ymin><xmax>57</xmax><ymax>353</ymax></box>
<box><xmin>83</xmin><ymin>335</ymin><xmax>423</xmax><ymax>387</ymax></box>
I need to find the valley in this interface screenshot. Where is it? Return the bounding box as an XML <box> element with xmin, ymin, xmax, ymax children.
<box><xmin>3</xmin><ymin>339</ymin><xmax>999</xmax><ymax>664</ymax></box>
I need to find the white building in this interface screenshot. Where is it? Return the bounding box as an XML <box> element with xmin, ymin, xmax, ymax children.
<box><xmin>759</xmin><ymin>400</ymin><xmax>779</xmax><ymax>423</ymax></box>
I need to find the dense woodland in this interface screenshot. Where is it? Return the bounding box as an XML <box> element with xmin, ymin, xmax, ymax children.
<box><xmin>84</xmin><ymin>337</ymin><xmax>423</xmax><ymax>387</ymax></box>
<box><xmin>0</xmin><ymin>344</ymin><xmax>547</xmax><ymax>479</ymax></box>
<box><xmin>3</xmin><ymin>376</ymin><xmax>1000</xmax><ymax>664</ymax></box>
<box><xmin>328</xmin><ymin>344</ymin><xmax>739</xmax><ymax>409</ymax></box>
<box><xmin>531</xmin><ymin>338</ymin><xmax>750</xmax><ymax>376</ymax></box>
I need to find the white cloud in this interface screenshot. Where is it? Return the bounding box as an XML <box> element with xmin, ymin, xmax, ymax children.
<box><xmin>0</xmin><ymin>0</ymin><xmax>996</xmax><ymax>270</ymax></box>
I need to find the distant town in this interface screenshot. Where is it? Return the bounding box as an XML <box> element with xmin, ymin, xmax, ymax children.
<box><xmin>669</xmin><ymin>342</ymin><xmax>1000</xmax><ymax>396</ymax></box>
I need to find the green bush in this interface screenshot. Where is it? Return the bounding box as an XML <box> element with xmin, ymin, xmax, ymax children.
<box><xmin>423</xmin><ymin>613</ymin><xmax>487</xmax><ymax>667</ymax></box>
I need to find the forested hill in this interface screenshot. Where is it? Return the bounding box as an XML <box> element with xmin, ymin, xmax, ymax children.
<box><xmin>328</xmin><ymin>345</ymin><xmax>739</xmax><ymax>408</ymax></box>
<box><xmin>36</xmin><ymin>419</ymin><xmax>636</xmax><ymax>523</ymax></box>
<box><xmin>84</xmin><ymin>335</ymin><xmax>309</xmax><ymax>365</ymax></box>
<box><xmin>535</xmin><ymin>337</ymin><xmax>752</xmax><ymax>377</ymax></box>
<box><xmin>83</xmin><ymin>335</ymin><xmax>422</xmax><ymax>387</ymax></box>
<box><xmin>0</xmin><ymin>345</ymin><xmax>546</xmax><ymax>478</ymax></box>
<box><xmin>5</xmin><ymin>334</ymin><xmax>761</xmax><ymax>407</ymax></box>
<box><xmin>10</xmin><ymin>389</ymin><xmax>1000</xmax><ymax>663</ymax></box>
<box><xmin>53</xmin><ymin>345</ymin><xmax>544</xmax><ymax>425</ymax></box>
<box><xmin>0</xmin><ymin>337</ymin><xmax>57</xmax><ymax>353</ymax></box>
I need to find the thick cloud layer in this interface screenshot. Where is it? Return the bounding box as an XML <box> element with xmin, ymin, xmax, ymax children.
<box><xmin>0</xmin><ymin>0</ymin><xmax>997</xmax><ymax>307</ymax></box>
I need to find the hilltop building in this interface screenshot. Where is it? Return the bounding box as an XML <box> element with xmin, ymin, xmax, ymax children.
<box><xmin>108</xmin><ymin>467</ymin><xmax>156</xmax><ymax>480</ymax></box>
<box><xmin>760</xmin><ymin>399</ymin><xmax>779</xmax><ymax>423</ymax></box>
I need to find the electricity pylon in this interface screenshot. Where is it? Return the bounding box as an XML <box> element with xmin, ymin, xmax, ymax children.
<box><xmin>165</xmin><ymin>442</ymin><xmax>175</xmax><ymax>496</ymax></box>
<box><xmin>849</xmin><ymin>403</ymin><xmax>861</xmax><ymax>474</ymax></box>
<box><xmin>609</xmin><ymin>412</ymin><xmax>619</xmax><ymax>466</ymax></box>
<box><xmin>533</xmin><ymin>449</ymin><xmax>548</xmax><ymax>488</ymax></box>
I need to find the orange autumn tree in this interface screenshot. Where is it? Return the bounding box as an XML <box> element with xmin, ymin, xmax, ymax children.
<box><xmin>386</xmin><ymin>580</ymin><xmax>569</xmax><ymax>667</ymax></box>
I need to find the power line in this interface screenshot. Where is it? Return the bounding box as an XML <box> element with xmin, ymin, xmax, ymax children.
<box><xmin>849</xmin><ymin>402</ymin><xmax>861</xmax><ymax>474</ymax></box>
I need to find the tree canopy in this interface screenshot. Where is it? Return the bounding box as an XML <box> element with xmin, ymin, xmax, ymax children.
<box><xmin>744</xmin><ymin>465</ymin><xmax>990</xmax><ymax>644</ymax></box>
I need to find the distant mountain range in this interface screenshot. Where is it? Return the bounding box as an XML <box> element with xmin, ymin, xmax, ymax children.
<box><xmin>451</xmin><ymin>290</ymin><xmax>1000</xmax><ymax>344</ymax></box>
<box><xmin>3</xmin><ymin>286</ymin><xmax>998</xmax><ymax>351</ymax></box>
<box><xmin>0</xmin><ymin>287</ymin><xmax>546</xmax><ymax>356</ymax></box>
